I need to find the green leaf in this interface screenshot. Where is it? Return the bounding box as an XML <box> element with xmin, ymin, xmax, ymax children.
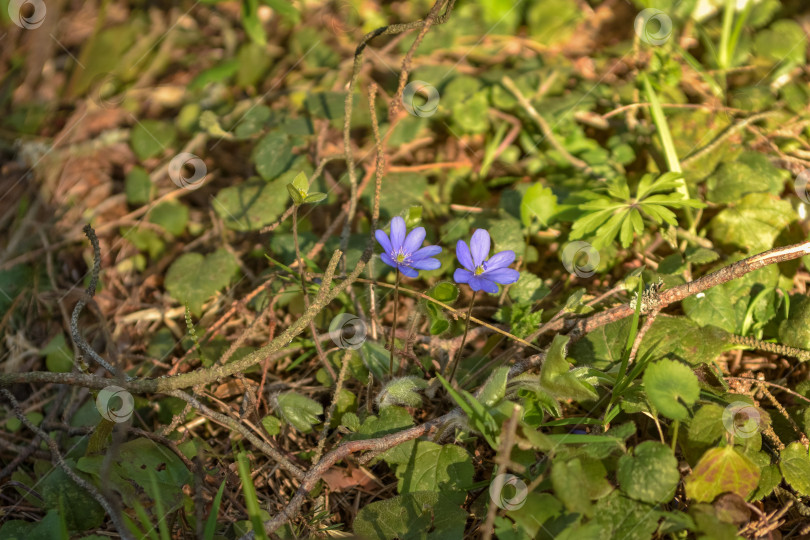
<box><xmin>290</xmin><ymin>171</ymin><xmax>308</xmax><ymax>194</ymax></box>
<box><xmin>42</xmin><ymin>332</ymin><xmax>73</xmax><ymax>373</ymax></box>
<box><xmin>252</xmin><ymin>132</ymin><xmax>294</xmax><ymax>181</ymax></box>
<box><xmin>520</xmin><ymin>184</ymin><xmax>558</xmax><ymax>227</ymax></box>
<box><xmin>705</xmin><ymin>158</ymin><xmax>785</xmax><ymax>204</ymax></box>
<box><xmin>478</xmin><ymin>367</ymin><xmax>509</xmax><ymax>408</ymax></box>
<box><xmin>286</xmin><ymin>183</ymin><xmax>304</xmax><ymax>205</ymax></box>
<box><xmin>377</xmin><ymin>377</ymin><xmax>427</xmax><ymax>408</ymax></box>
<box><xmin>591</xmin><ymin>491</ymin><xmax>661</xmax><ymax>540</ymax></box>
<box><xmin>618</xmin><ymin>441</ymin><xmax>679</xmax><ymax>504</ymax></box>
<box><xmin>149</xmin><ymin>201</ymin><xmax>188</xmax><ymax>236</ymax></box>
<box><xmin>261</xmin><ymin>0</ymin><xmax>300</xmax><ymax>23</ymax></box>
<box><xmin>427</xmin><ymin>282</ymin><xmax>460</xmax><ymax>303</ymax></box>
<box><xmin>551</xmin><ymin>456</ymin><xmax>613</xmax><ymax>516</ymax></box>
<box><xmin>304</xmin><ymin>192</ymin><xmax>327</xmax><ymax>203</ymax></box>
<box><xmin>236</xmin><ymin>451</ymin><xmax>269</xmax><ymax>540</ymax></box>
<box><xmin>642</xmin><ymin>359</ymin><xmax>699</xmax><ymax>421</ymax></box>
<box><xmin>353</xmin><ymin>491</ymin><xmax>466</xmax><ymax>540</ymax></box>
<box><xmin>353</xmin><ymin>406</ymin><xmax>414</xmax><ymax>440</ymax></box>
<box><xmin>38</xmin><ymin>464</ymin><xmax>106</xmax><ymax>531</ymax></box>
<box><xmin>682</xmin><ymin>285</ymin><xmax>738</xmax><ymax>333</ymax></box>
<box><xmin>381</xmin><ymin>440</ymin><xmax>474</xmax><ymax>496</ymax></box>
<box><xmin>77</xmin><ymin>438</ymin><xmax>192</xmax><ymax>512</ymax></box>
<box><xmin>779</xmin><ymin>442</ymin><xmax>810</xmax><ymax>496</ymax></box>
<box><xmin>241</xmin><ymin>0</ymin><xmax>266</xmax><ymax>46</ymax></box>
<box><xmin>125</xmin><ymin>166</ymin><xmax>154</xmax><ymax>204</ymax></box>
<box><xmin>687</xmin><ymin>403</ymin><xmax>727</xmax><ymax>447</ymax></box>
<box><xmin>164</xmin><ymin>249</ymin><xmax>239</xmax><ymax>316</ymax></box>
<box><xmin>260</xmin><ymin>415</ymin><xmax>281</xmax><ymax>436</ymax></box>
<box><xmin>276</xmin><ymin>392</ymin><xmax>323</xmax><ymax>433</ymax></box>
<box><xmin>753</xmin><ymin>19</ymin><xmax>807</xmax><ymax>66</ymax></box>
<box><xmin>778</xmin><ymin>296</ymin><xmax>810</xmax><ymax>350</ymax></box>
<box><xmin>685</xmin><ymin>446</ymin><xmax>760</xmax><ymax>502</ymax></box>
<box><xmin>709</xmin><ymin>193</ymin><xmax>796</xmax><ymax>253</ymax></box>
<box><xmin>540</xmin><ymin>334</ymin><xmax>598</xmax><ymax>401</ymax></box>
<box><xmin>213</xmin><ymin>179</ymin><xmax>289</xmax><ymax>231</ymax></box>
<box><xmin>508</xmin><ymin>272</ymin><xmax>549</xmax><ymax>304</ymax></box>
<box><xmin>131</xmin><ymin>120</ymin><xmax>176</xmax><ymax>161</ymax></box>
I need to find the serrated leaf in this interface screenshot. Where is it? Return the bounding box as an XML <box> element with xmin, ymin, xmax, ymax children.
<box><xmin>779</xmin><ymin>442</ymin><xmax>810</xmax><ymax>496</ymax></box>
<box><xmin>353</xmin><ymin>491</ymin><xmax>466</xmax><ymax>540</ymax></box>
<box><xmin>164</xmin><ymin>249</ymin><xmax>240</xmax><ymax>316</ymax></box>
<box><xmin>682</xmin><ymin>286</ymin><xmax>738</xmax><ymax>333</ymax></box>
<box><xmin>551</xmin><ymin>456</ymin><xmax>612</xmax><ymax>516</ymax></box>
<box><xmin>618</xmin><ymin>441</ymin><xmax>679</xmax><ymax>504</ymax></box>
<box><xmin>521</xmin><ymin>184</ymin><xmax>558</xmax><ymax>227</ymax></box>
<box><xmin>377</xmin><ymin>377</ymin><xmax>427</xmax><ymax>408</ymax></box>
<box><xmin>276</xmin><ymin>392</ymin><xmax>323</xmax><ymax>433</ymax></box>
<box><xmin>685</xmin><ymin>446</ymin><xmax>760</xmax><ymax>502</ymax></box>
<box><xmin>709</xmin><ymin>193</ymin><xmax>796</xmax><ymax>253</ymax></box>
<box><xmin>382</xmin><ymin>440</ymin><xmax>473</xmax><ymax>495</ymax></box>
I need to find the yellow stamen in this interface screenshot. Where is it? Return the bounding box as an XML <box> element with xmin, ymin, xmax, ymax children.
<box><xmin>474</xmin><ymin>265</ymin><xmax>485</xmax><ymax>275</ymax></box>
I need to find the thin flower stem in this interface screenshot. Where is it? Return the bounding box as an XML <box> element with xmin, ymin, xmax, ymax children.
<box><xmin>389</xmin><ymin>270</ymin><xmax>401</xmax><ymax>377</ymax></box>
<box><xmin>448</xmin><ymin>290</ymin><xmax>477</xmax><ymax>384</ymax></box>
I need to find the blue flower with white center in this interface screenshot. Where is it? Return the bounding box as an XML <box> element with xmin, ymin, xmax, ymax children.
<box><xmin>454</xmin><ymin>229</ymin><xmax>520</xmax><ymax>293</ymax></box>
<box><xmin>375</xmin><ymin>216</ymin><xmax>442</xmax><ymax>278</ymax></box>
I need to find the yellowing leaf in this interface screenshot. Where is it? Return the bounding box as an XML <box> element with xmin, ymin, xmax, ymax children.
<box><xmin>685</xmin><ymin>446</ymin><xmax>760</xmax><ymax>502</ymax></box>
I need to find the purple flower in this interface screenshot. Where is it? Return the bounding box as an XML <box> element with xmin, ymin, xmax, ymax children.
<box><xmin>375</xmin><ymin>216</ymin><xmax>442</xmax><ymax>278</ymax></box>
<box><xmin>454</xmin><ymin>229</ymin><xmax>519</xmax><ymax>293</ymax></box>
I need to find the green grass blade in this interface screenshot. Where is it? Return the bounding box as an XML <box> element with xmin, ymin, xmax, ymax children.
<box><xmin>237</xmin><ymin>451</ymin><xmax>269</xmax><ymax>540</ymax></box>
<box><xmin>204</xmin><ymin>479</ymin><xmax>227</xmax><ymax>540</ymax></box>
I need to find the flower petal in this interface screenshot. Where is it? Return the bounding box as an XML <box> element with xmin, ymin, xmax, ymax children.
<box><xmin>402</xmin><ymin>227</ymin><xmax>426</xmax><ymax>254</ymax></box>
<box><xmin>390</xmin><ymin>216</ymin><xmax>406</xmax><ymax>250</ymax></box>
<box><xmin>380</xmin><ymin>252</ymin><xmax>397</xmax><ymax>269</ymax></box>
<box><xmin>375</xmin><ymin>229</ymin><xmax>392</xmax><ymax>254</ymax></box>
<box><xmin>411</xmin><ymin>257</ymin><xmax>441</xmax><ymax>271</ymax></box>
<box><xmin>482</xmin><ymin>268</ymin><xmax>520</xmax><ymax>285</ymax></box>
<box><xmin>399</xmin><ymin>265</ymin><xmax>418</xmax><ymax>278</ymax></box>
<box><xmin>453</xmin><ymin>268</ymin><xmax>473</xmax><ymax>284</ymax></box>
<box><xmin>412</xmin><ymin>245</ymin><xmax>442</xmax><ymax>260</ymax></box>
<box><xmin>485</xmin><ymin>250</ymin><xmax>515</xmax><ymax>270</ymax></box>
<box><xmin>470</xmin><ymin>229</ymin><xmax>491</xmax><ymax>267</ymax></box>
<box><xmin>456</xmin><ymin>240</ymin><xmax>474</xmax><ymax>271</ymax></box>
<box><xmin>467</xmin><ymin>275</ymin><xmax>498</xmax><ymax>293</ymax></box>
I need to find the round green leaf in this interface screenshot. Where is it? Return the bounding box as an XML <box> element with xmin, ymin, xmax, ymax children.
<box><xmin>618</xmin><ymin>441</ymin><xmax>679</xmax><ymax>503</ymax></box>
<box><xmin>642</xmin><ymin>359</ymin><xmax>699</xmax><ymax>421</ymax></box>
